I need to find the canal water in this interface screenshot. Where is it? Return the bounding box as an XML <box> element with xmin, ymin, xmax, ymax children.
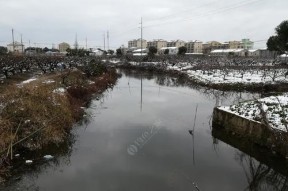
<box><xmin>2</xmin><ymin>69</ymin><xmax>288</xmax><ymax>191</ymax></box>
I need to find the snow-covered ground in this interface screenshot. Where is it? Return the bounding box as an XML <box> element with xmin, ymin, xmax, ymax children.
<box><xmin>116</xmin><ymin>60</ymin><xmax>288</xmax><ymax>132</ymax></box>
<box><xmin>185</xmin><ymin>69</ymin><xmax>288</xmax><ymax>84</ymax></box>
<box><xmin>21</xmin><ymin>78</ymin><xmax>37</xmax><ymax>84</ymax></box>
<box><xmin>218</xmin><ymin>94</ymin><xmax>288</xmax><ymax>132</ymax></box>
<box><xmin>166</xmin><ymin>63</ymin><xmax>288</xmax><ymax>84</ymax></box>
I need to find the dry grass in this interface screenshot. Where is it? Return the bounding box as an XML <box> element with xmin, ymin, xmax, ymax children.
<box><xmin>0</xmin><ymin>81</ymin><xmax>74</xmax><ymax>152</ymax></box>
<box><xmin>0</xmin><ymin>60</ymin><xmax>118</xmax><ymax>183</ymax></box>
<box><xmin>0</xmin><ymin>68</ymin><xmax>117</xmax><ymax>156</ymax></box>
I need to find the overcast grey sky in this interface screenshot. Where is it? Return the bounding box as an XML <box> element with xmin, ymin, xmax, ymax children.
<box><xmin>0</xmin><ymin>0</ymin><xmax>287</xmax><ymax>49</ymax></box>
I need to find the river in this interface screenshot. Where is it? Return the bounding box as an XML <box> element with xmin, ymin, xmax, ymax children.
<box><xmin>2</xmin><ymin>69</ymin><xmax>287</xmax><ymax>191</ymax></box>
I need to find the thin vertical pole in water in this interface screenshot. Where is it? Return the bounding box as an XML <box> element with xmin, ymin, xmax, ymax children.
<box><xmin>140</xmin><ymin>17</ymin><xmax>143</xmax><ymax>57</ymax></box>
<box><xmin>192</xmin><ymin>104</ymin><xmax>198</xmax><ymax>165</ymax></box>
<box><xmin>140</xmin><ymin>17</ymin><xmax>143</xmax><ymax>111</ymax></box>
<box><xmin>141</xmin><ymin>75</ymin><xmax>143</xmax><ymax>111</ymax></box>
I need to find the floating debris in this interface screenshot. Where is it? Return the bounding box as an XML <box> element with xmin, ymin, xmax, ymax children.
<box><xmin>43</xmin><ymin>155</ymin><xmax>54</xmax><ymax>160</ymax></box>
<box><xmin>25</xmin><ymin>160</ymin><xmax>33</xmax><ymax>164</ymax></box>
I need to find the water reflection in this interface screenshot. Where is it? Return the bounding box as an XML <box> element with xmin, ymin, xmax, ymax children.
<box><xmin>0</xmin><ymin>134</ymin><xmax>75</xmax><ymax>190</ymax></box>
<box><xmin>236</xmin><ymin>152</ymin><xmax>288</xmax><ymax>191</ymax></box>
<box><xmin>1</xmin><ymin>69</ymin><xmax>287</xmax><ymax>191</ymax></box>
<box><xmin>212</xmin><ymin>127</ymin><xmax>288</xmax><ymax>191</ymax></box>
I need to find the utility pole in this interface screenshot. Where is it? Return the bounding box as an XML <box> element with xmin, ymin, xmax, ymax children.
<box><xmin>107</xmin><ymin>31</ymin><xmax>109</xmax><ymax>51</ymax></box>
<box><xmin>103</xmin><ymin>33</ymin><xmax>106</xmax><ymax>50</ymax></box>
<box><xmin>20</xmin><ymin>34</ymin><xmax>23</xmax><ymax>53</ymax></box>
<box><xmin>140</xmin><ymin>18</ymin><xmax>143</xmax><ymax>57</ymax></box>
<box><xmin>85</xmin><ymin>37</ymin><xmax>87</xmax><ymax>50</ymax></box>
<box><xmin>74</xmin><ymin>33</ymin><xmax>78</xmax><ymax>49</ymax></box>
<box><xmin>12</xmin><ymin>28</ymin><xmax>15</xmax><ymax>52</ymax></box>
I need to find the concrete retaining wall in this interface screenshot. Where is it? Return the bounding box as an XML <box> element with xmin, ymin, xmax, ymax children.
<box><xmin>212</xmin><ymin>107</ymin><xmax>288</xmax><ymax>158</ymax></box>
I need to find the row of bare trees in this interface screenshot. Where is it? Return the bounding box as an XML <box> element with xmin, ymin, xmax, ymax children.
<box><xmin>0</xmin><ymin>55</ymin><xmax>110</xmax><ymax>80</ymax></box>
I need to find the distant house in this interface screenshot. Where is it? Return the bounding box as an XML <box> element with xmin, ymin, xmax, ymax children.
<box><xmin>7</xmin><ymin>41</ymin><xmax>25</xmax><ymax>53</ymax></box>
<box><xmin>248</xmin><ymin>49</ymin><xmax>278</xmax><ymax>58</ymax></box>
<box><xmin>210</xmin><ymin>49</ymin><xmax>246</xmax><ymax>57</ymax></box>
<box><xmin>58</xmin><ymin>42</ymin><xmax>70</xmax><ymax>53</ymax></box>
<box><xmin>279</xmin><ymin>54</ymin><xmax>288</xmax><ymax>63</ymax></box>
<box><xmin>90</xmin><ymin>49</ymin><xmax>104</xmax><ymax>56</ymax></box>
<box><xmin>132</xmin><ymin>48</ymin><xmax>148</xmax><ymax>56</ymax></box>
<box><xmin>159</xmin><ymin>47</ymin><xmax>178</xmax><ymax>55</ymax></box>
<box><xmin>248</xmin><ymin>49</ymin><xmax>260</xmax><ymax>57</ymax></box>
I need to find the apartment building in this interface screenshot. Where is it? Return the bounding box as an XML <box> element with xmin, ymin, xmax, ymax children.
<box><xmin>185</xmin><ymin>40</ymin><xmax>203</xmax><ymax>53</ymax></box>
<box><xmin>7</xmin><ymin>41</ymin><xmax>25</xmax><ymax>53</ymax></box>
<box><xmin>228</xmin><ymin>41</ymin><xmax>243</xmax><ymax>49</ymax></box>
<box><xmin>58</xmin><ymin>42</ymin><xmax>70</xmax><ymax>52</ymax></box>
<box><xmin>202</xmin><ymin>41</ymin><xmax>223</xmax><ymax>54</ymax></box>
<box><xmin>167</xmin><ymin>40</ymin><xmax>186</xmax><ymax>48</ymax></box>
<box><xmin>128</xmin><ymin>39</ymin><xmax>147</xmax><ymax>49</ymax></box>
<box><xmin>147</xmin><ymin>39</ymin><xmax>167</xmax><ymax>50</ymax></box>
<box><xmin>228</xmin><ymin>39</ymin><xmax>254</xmax><ymax>49</ymax></box>
<box><xmin>241</xmin><ymin>39</ymin><xmax>254</xmax><ymax>50</ymax></box>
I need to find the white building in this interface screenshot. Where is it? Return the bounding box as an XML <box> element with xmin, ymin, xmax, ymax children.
<box><xmin>279</xmin><ymin>54</ymin><xmax>288</xmax><ymax>62</ymax></box>
<box><xmin>210</xmin><ymin>49</ymin><xmax>246</xmax><ymax>57</ymax></box>
<box><xmin>90</xmin><ymin>49</ymin><xmax>104</xmax><ymax>56</ymax></box>
<box><xmin>7</xmin><ymin>41</ymin><xmax>25</xmax><ymax>53</ymax></box>
<box><xmin>159</xmin><ymin>47</ymin><xmax>178</xmax><ymax>55</ymax></box>
<box><xmin>132</xmin><ymin>48</ymin><xmax>148</xmax><ymax>56</ymax></box>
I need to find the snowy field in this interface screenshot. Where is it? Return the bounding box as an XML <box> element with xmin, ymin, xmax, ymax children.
<box><xmin>124</xmin><ymin>61</ymin><xmax>288</xmax><ymax>85</ymax></box>
<box><xmin>218</xmin><ymin>94</ymin><xmax>288</xmax><ymax>132</ymax></box>
<box><xmin>166</xmin><ymin>64</ymin><xmax>288</xmax><ymax>85</ymax></box>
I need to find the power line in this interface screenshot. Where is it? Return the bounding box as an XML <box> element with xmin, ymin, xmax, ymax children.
<box><xmin>144</xmin><ymin>0</ymin><xmax>263</xmax><ymax>29</ymax></box>
<box><xmin>144</xmin><ymin>0</ymin><xmax>224</xmax><ymax>24</ymax></box>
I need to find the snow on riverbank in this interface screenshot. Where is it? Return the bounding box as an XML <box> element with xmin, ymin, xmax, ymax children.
<box><xmin>167</xmin><ymin>63</ymin><xmax>288</xmax><ymax>84</ymax></box>
<box><xmin>186</xmin><ymin>69</ymin><xmax>288</xmax><ymax>84</ymax></box>
<box><xmin>21</xmin><ymin>78</ymin><xmax>37</xmax><ymax>84</ymax></box>
<box><xmin>218</xmin><ymin>94</ymin><xmax>288</xmax><ymax>132</ymax></box>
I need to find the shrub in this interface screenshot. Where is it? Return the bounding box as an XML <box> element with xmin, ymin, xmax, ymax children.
<box><xmin>81</xmin><ymin>59</ymin><xmax>107</xmax><ymax>77</ymax></box>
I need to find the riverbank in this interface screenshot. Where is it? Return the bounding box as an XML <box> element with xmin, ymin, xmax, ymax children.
<box><xmin>0</xmin><ymin>67</ymin><xmax>118</xmax><ymax>182</ymax></box>
<box><xmin>114</xmin><ymin>60</ymin><xmax>288</xmax><ymax>159</ymax></box>
<box><xmin>110</xmin><ymin>60</ymin><xmax>288</xmax><ymax>92</ymax></box>
<box><xmin>213</xmin><ymin>94</ymin><xmax>288</xmax><ymax>158</ymax></box>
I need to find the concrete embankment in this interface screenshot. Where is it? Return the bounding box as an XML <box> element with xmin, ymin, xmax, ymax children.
<box><xmin>212</xmin><ymin>107</ymin><xmax>288</xmax><ymax>159</ymax></box>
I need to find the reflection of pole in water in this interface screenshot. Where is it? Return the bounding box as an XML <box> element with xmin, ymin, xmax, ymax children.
<box><xmin>128</xmin><ymin>78</ymin><xmax>131</xmax><ymax>95</ymax></box>
<box><xmin>189</xmin><ymin>104</ymin><xmax>198</xmax><ymax>166</ymax></box>
<box><xmin>193</xmin><ymin>104</ymin><xmax>198</xmax><ymax>165</ymax></box>
<box><xmin>140</xmin><ymin>73</ymin><xmax>143</xmax><ymax>112</ymax></box>
<box><xmin>140</xmin><ymin>17</ymin><xmax>143</xmax><ymax>112</ymax></box>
